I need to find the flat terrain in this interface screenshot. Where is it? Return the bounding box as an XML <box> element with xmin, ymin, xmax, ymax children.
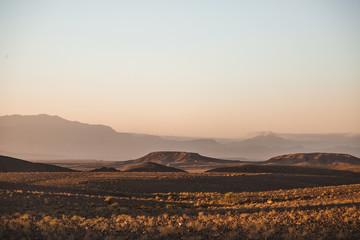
<box><xmin>1</xmin><ymin>172</ymin><xmax>360</xmax><ymax>239</ymax></box>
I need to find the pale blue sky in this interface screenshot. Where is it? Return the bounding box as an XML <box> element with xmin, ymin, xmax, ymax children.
<box><xmin>1</xmin><ymin>0</ymin><xmax>359</xmax><ymax>138</ymax></box>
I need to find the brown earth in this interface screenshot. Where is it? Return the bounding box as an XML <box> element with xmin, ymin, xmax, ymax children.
<box><xmin>206</xmin><ymin>164</ymin><xmax>360</xmax><ymax>178</ymax></box>
<box><xmin>1</xmin><ymin>171</ymin><xmax>360</xmax><ymax>239</ymax></box>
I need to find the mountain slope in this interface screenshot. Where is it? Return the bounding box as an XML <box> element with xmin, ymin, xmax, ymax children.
<box><xmin>265</xmin><ymin>153</ymin><xmax>360</xmax><ymax>166</ymax></box>
<box><xmin>240</xmin><ymin>133</ymin><xmax>298</xmax><ymax>147</ymax></box>
<box><xmin>131</xmin><ymin>151</ymin><xmax>240</xmax><ymax>165</ymax></box>
<box><xmin>116</xmin><ymin>151</ymin><xmax>244</xmax><ymax>170</ymax></box>
<box><xmin>0</xmin><ymin>114</ymin><xmax>166</xmax><ymax>160</ymax></box>
<box><xmin>124</xmin><ymin>162</ymin><xmax>186</xmax><ymax>172</ymax></box>
<box><xmin>0</xmin><ymin>155</ymin><xmax>76</xmax><ymax>172</ymax></box>
<box><xmin>89</xmin><ymin>167</ymin><xmax>120</xmax><ymax>172</ymax></box>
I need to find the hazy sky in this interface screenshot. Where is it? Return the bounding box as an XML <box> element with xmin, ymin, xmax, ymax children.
<box><xmin>1</xmin><ymin>0</ymin><xmax>359</xmax><ymax>138</ymax></box>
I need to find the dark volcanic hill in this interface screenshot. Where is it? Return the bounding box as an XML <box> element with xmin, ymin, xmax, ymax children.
<box><xmin>89</xmin><ymin>167</ymin><xmax>120</xmax><ymax>172</ymax></box>
<box><xmin>116</xmin><ymin>151</ymin><xmax>244</xmax><ymax>170</ymax></box>
<box><xmin>0</xmin><ymin>155</ymin><xmax>76</xmax><ymax>172</ymax></box>
<box><xmin>124</xmin><ymin>162</ymin><xmax>186</xmax><ymax>172</ymax></box>
<box><xmin>265</xmin><ymin>153</ymin><xmax>360</xmax><ymax>166</ymax></box>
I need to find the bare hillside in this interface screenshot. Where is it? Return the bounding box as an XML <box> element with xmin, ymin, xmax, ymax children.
<box><xmin>116</xmin><ymin>151</ymin><xmax>243</xmax><ymax>170</ymax></box>
<box><xmin>124</xmin><ymin>162</ymin><xmax>186</xmax><ymax>172</ymax></box>
<box><xmin>265</xmin><ymin>153</ymin><xmax>360</xmax><ymax>166</ymax></box>
<box><xmin>0</xmin><ymin>155</ymin><xmax>76</xmax><ymax>172</ymax></box>
<box><xmin>89</xmin><ymin>167</ymin><xmax>120</xmax><ymax>172</ymax></box>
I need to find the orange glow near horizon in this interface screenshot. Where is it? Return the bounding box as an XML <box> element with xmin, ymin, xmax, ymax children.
<box><xmin>1</xmin><ymin>1</ymin><xmax>359</xmax><ymax>138</ymax></box>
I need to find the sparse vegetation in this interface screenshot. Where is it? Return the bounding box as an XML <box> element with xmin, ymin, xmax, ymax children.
<box><xmin>1</xmin><ymin>172</ymin><xmax>360</xmax><ymax>239</ymax></box>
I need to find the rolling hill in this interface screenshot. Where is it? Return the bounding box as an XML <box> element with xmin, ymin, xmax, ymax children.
<box><xmin>0</xmin><ymin>155</ymin><xmax>76</xmax><ymax>172</ymax></box>
<box><xmin>265</xmin><ymin>153</ymin><xmax>360</xmax><ymax>166</ymax></box>
<box><xmin>89</xmin><ymin>167</ymin><xmax>120</xmax><ymax>172</ymax></box>
<box><xmin>115</xmin><ymin>151</ymin><xmax>244</xmax><ymax>170</ymax></box>
<box><xmin>124</xmin><ymin>162</ymin><xmax>186</xmax><ymax>172</ymax></box>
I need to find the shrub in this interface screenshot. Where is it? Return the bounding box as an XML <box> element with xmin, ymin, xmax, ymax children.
<box><xmin>224</xmin><ymin>192</ymin><xmax>236</xmax><ymax>203</ymax></box>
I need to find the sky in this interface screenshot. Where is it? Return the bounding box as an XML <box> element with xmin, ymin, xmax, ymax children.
<box><xmin>1</xmin><ymin>0</ymin><xmax>359</xmax><ymax>138</ymax></box>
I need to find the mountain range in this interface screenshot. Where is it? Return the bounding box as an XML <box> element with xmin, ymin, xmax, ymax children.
<box><xmin>0</xmin><ymin>114</ymin><xmax>359</xmax><ymax>161</ymax></box>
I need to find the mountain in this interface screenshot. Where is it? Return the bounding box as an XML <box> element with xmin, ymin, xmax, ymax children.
<box><xmin>0</xmin><ymin>114</ymin><xmax>359</xmax><ymax>161</ymax></box>
<box><xmin>124</xmin><ymin>162</ymin><xmax>186</xmax><ymax>172</ymax></box>
<box><xmin>240</xmin><ymin>132</ymin><xmax>298</xmax><ymax>147</ymax></box>
<box><xmin>265</xmin><ymin>153</ymin><xmax>360</xmax><ymax>166</ymax></box>
<box><xmin>0</xmin><ymin>114</ymin><xmax>167</xmax><ymax>160</ymax></box>
<box><xmin>0</xmin><ymin>155</ymin><xmax>76</xmax><ymax>172</ymax></box>
<box><xmin>115</xmin><ymin>151</ymin><xmax>244</xmax><ymax>170</ymax></box>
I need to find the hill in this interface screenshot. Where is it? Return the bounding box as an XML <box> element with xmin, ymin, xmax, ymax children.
<box><xmin>206</xmin><ymin>164</ymin><xmax>360</xmax><ymax>177</ymax></box>
<box><xmin>0</xmin><ymin>155</ymin><xmax>76</xmax><ymax>172</ymax></box>
<box><xmin>116</xmin><ymin>151</ymin><xmax>244</xmax><ymax>170</ymax></box>
<box><xmin>89</xmin><ymin>167</ymin><xmax>120</xmax><ymax>172</ymax></box>
<box><xmin>265</xmin><ymin>153</ymin><xmax>360</xmax><ymax>166</ymax></box>
<box><xmin>124</xmin><ymin>162</ymin><xmax>186</xmax><ymax>172</ymax></box>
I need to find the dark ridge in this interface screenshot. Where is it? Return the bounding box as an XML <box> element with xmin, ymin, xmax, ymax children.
<box><xmin>132</xmin><ymin>151</ymin><xmax>238</xmax><ymax>164</ymax></box>
<box><xmin>0</xmin><ymin>155</ymin><xmax>76</xmax><ymax>172</ymax></box>
<box><xmin>265</xmin><ymin>153</ymin><xmax>360</xmax><ymax>166</ymax></box>
<box><xmin>89</xmin><ymin>167</ymin><xmax>120</xmax><ymax>172</ymax></box>
<box><xmin>124</xmin><ymin>162</ymin><xmax>186</xmax><ymax>172</ymax></box>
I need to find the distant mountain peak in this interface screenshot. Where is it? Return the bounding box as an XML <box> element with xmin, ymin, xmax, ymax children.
<box><xmin>1</xmin><ymin>114</ymin><xmax>359</xmax><ymax>161</ymax></box>
<box><xmin>3</xmin><ymin>113</ymin><xmax>63</xmax><ymax>120</ymax></box>
<box><xmin>248</xmin><ymin>131</ymin><xmax>277</xmax><ymax>137</ymax></box>
<box><xmin>251</xmin><ymin>133</ymin><xmax>286</xmax><ymax>140</ymax></box>
<box><xmin>240</xmin><ymin>133</ymin><xmax>294</xmax><ymax>147</ymax></box>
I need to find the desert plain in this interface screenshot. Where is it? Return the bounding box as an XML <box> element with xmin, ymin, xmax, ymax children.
<box><xmin>1</xmin><ymin>156</ymin><xmax>360</xmax><ymax>239</ymax></box>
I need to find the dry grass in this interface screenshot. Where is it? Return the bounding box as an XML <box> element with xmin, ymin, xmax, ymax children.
<box><xmin>1</xmin><ymin>172</ymin><xmax>360</xmax><ymax>239</ymax></box>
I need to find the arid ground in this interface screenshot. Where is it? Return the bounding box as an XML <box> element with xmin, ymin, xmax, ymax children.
<box><xmin>1</xmin><ymin>170</ymin><xmax>360</xmax><ymax>239</ymax></box>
